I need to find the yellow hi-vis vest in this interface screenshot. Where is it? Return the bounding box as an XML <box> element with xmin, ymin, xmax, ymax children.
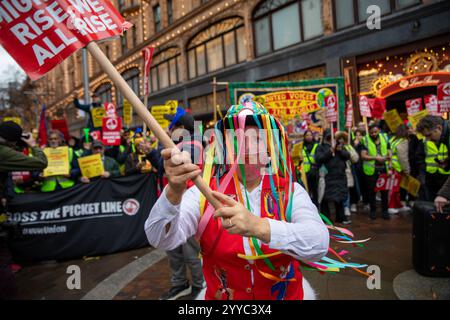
<box><xmin>41</xmin><ymin>148</ymin><xmax>75</xmax><ymax>192</ymax></box>
<box><xmin>390</xmin><ymin>137</ymin><xmax>405</xmax><ymax>173</ymax></box>
<box><xmin>302</xmin><ymin>143</ymin><xmax>318</xmax><ymax>173</ymax></box>
<box><xmin>425</xmin><ymin>140</ymin><xmax>450</xmax><ymax>175</ymax></box>
<box><xmin>362</xmin><ymin>135</ymin><xmax>388</xmax><ymax>176</ymax></box>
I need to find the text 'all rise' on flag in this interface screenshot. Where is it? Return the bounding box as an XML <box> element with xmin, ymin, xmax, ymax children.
<box><xmin>0</xmin><ymin>0</ymin><xmax>131</xmax><ymax>80</ymax></box>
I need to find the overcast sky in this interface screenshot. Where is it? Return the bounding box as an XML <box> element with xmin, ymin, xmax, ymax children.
<box><xmin>0</xmin><ymin>46</ymin><xmax>26</xmax><ymax>85</ymax></box>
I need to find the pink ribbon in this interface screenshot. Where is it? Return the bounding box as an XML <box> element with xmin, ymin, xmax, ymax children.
<box><xmin>196</xmin><ymin>114</ymin><xmax>248</xmax><ymax>239</ymax></box>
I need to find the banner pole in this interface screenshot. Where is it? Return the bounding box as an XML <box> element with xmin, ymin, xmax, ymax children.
<box><xmin>213</xmin><ymin>77</ymin><xmax>217</xmax><ymax>123</ymax></box>
<box><xmin>331</xmin><ymin>122</ymin><xmax>335</xmax><ymax>147</ymax></box>
<box><xmin>363</xmin><ymin>116</ymin><xmax>369</xmax><ymax>136</ymax></box>
<box><xmin>143</xmin><ymin>95</ymin><xmax>148</xmax><ymax>135</ymax></box>
<box><xmin>87</xmin><ymin>42</ymin><xmax>222</xmax><ymax>210</ymax></box>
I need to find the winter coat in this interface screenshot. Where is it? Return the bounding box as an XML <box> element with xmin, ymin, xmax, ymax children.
<box><xmin>315</xmin><ymin>143</ymin><xmax>350</xmax><ymax>202</ymax></box>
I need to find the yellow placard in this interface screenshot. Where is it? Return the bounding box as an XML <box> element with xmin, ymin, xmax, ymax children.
<box><xmin>43</xmin><ymin>147</ymin><xmax>70</xmax><ymax>177</ymax></box>
<box><xmin>400</xmin><ymin>175</ymin><xmax>421</xmax><ymax>197</ymax></box>
<box><xmin>383</xmin><ymin>109</ymin><xmax>403</xmax><ymax>133</ymax></box>
<box><xmin>247</xmin><ymin>90</ymin><xmax>321</xmax><ymax>121</ymax></box>
<box><xmin>291</xmin><ymin>142</ymin><xmax>302</xmax><ymax>159</ymax></box>
<box><xmin>165</xmin><ymin>100</ymin><xmax>178</xmax><ymax>114</ymax></box>
<box><xmin>92</xmin><ymin>107</ymin><xmax>106</xmax><ymax>128</ymax></box>
<box><xmin>151</xmin><ymin>105</ymin><xmax>172</xmax><ymax>128</ymax></box>
<box><xmin>123</xmin><ymin>100</ymin><xmax>133</xmax><ymax>126</ymax></box>
<box><xmin>3</xmin><ymin>117</ymin><xmax>22</xmax><ymax>126</ymax></box>
<box><xmin>78</xmin><ymin>154</ymin><xmax>104</xmax><ymax>178</ymax></box>
<box><xmin>408</xmin><ymin>109</ymin><xmax>429</xmax><ymax>129</ymax></box>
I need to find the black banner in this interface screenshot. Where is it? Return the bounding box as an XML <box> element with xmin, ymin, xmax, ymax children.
<box><xmin>6</xmin><ymin>174</ymin><xmax>158</xmax><ymax>262</ymax></box>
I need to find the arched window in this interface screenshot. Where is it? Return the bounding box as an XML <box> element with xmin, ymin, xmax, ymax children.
<box><xmin>187</xmin><ymin>17</ymin><xmax>247</xmax><ymax>79</ymax></box>
<box><xmin>94</xmin><ymin>83</ymin><xmax>112</xmax><ymax>103</ymax></box>
<box><xmin>253</xmin><ymin>0</ymin><xmax>323</xmax><ymax>57</ymax></box>
<box><xmin>150</xmin><ymin>47</ymin><xmax>181</xmax><ymax>92</ymax></box>
<box><xmin>117</xmin><ymin>68</ymin><xmax>140</xmax><ymax>107</ymax></box>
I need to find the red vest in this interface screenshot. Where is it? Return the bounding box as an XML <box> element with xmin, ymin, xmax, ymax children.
<box><xmin>200</xmin><ymin>175</ymin><xmax>304</xmax><ymax>300</ymax></box>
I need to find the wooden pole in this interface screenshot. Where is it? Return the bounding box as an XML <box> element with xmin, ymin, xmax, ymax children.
<box><xmin>330</xmin><ymin>122</ymin><xmax>335</xmax><ymax>147</ymax></box>
<box><xmin>213</xmin><ymin>77</ymin><xmax>217</xmax><ymax>123</ymax></box>
<box><xmin>143</xmin><ymin>95</ymin><xmax>148</xmax><ymax>135</ymax></box>
<box><xmin>87</xmin><ymin>42</ymin><xmax>222</xmax><ymax>210</ymax></box>
<box><xmin>363</xmin><ymin>116</ymin><xmax>369</xmax><ymax>136</ymax></box>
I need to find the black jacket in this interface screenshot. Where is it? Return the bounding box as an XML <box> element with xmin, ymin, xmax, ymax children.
<box><xmin>315</xmin><ymin>143</ymin><xmax>350</xmax><ymax>202</ymax></box>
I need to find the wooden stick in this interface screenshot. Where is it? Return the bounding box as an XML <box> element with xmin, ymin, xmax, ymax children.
<box><xmin>87</xmin><ymin>42</ymin><xmax>222</xmax><ymax>210</ymax></box>
<box><xmin>330</xmin><ymin>122</ymin><xmax>335</xmax><ymax>147</ymax></box>
<box><xmin>143</xmin><ymin>95</ymin><xmax>148</xmax><ymax>134</ymax></box>
<box><xmin>363</xmin><ymin>116</ymin><xmax>369</xmax><ymax>136</ymax></box>
<box><xmin>212</xmin><ymin>77</ymin><xmax>217</xmax><ymax>123</ymax></box>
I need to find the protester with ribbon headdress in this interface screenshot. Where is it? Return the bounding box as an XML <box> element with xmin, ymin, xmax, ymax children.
<box><xmin>145</xmin><ymin>102</ymin><xmax>330</xmax><ymax>300</ymax></box>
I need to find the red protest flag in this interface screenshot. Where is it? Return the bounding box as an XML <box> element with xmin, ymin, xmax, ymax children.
<box><xmin>142</xmin><ymin>46</ymin><xmax>155</xmax><ymax>97</ymax></box>
<box><xmin>359</xmin><ymin>95</ymin><xmax>372</xmax><ymax>118</ymax></box>
<box><xmin>50</xmin><ymin>119</ymin><xmax>70</xmax><ymax>142</ymax></box>
<box><xmin>104</xmin><ymin>102</ymin><xmax>117</xmax><ymax>118</ymax></box>
<box><xmin>90</xmin><ymin>130</ymin><xmax>102</xmax><ymax>142</ymax></box>
<box><xmin>438</xmin><ymin>82</ymin><xmax>450</xmax><ymax>113</ymax></box>
<box><xmin>324</xmin><ymin>94</ymin><xmax>337</xmax><ymax>122</ymax></box>
<box><xmin>346</xmin><ymin>102</ymin><xmax>353</xmax><ymax>129</ymax></box>
<box><xmin>370</xmin><ymin>98</ymin><xmax>386</xmax><ymax>119</ymax></box>
<box><xmin>405</xmin><ymin>98</ymin><xmax>423</xmax><ymax>116</ymax></box>
<box><xmin>102</xmin><ymin>116</ymin><xmax>122</xmax><ymax>146</ymax></box>
<box><xmin>375</xmin><ymin>174</ymin><xmax>389</xmax><ymax>192</ymax></box>
<box><xmin>424</xmin><ymin>95</ymin><xmax>441</xmax><ymax>116</ymax></box>
<box><xmin>0</xmin><ymin>0</ymin><xmax>131</xmax><ymax>80</ymax></box>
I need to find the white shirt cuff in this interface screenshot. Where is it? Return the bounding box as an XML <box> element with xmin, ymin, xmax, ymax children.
<box><xmin>266</xmin><ymin>218</ymin><xmax>291</xmax><ymax>249</ymax></box>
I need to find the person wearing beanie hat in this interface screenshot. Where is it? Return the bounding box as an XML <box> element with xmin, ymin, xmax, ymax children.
<box><xmin>145</xmin><ymin>102</ymin><xmax>331</xmax><ymax>300</ymax></box>
<box><xmin>0</xmin><ymin>123</ymin><xmax>48</xmax><ymax>177</ymax></box>
<box><xmin>0</xmin><ymin>121</ymin><xmax>23</xmax><ymax>143</ymax></box>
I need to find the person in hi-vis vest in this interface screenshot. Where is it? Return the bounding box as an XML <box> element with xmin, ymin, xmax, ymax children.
<box><xmin>39</xmin><ymin>130</ymin><xmax>80</xmax><ymax>192</ymax></box>
<box><xmin>360</xmin><ymin>122</ymin><xmax>391</xmax><ymax>220</ymax></box>
<box><xmin>416</xmin><ymin>116</ymin><xmax>450</xmax><ymax>202</ymax></box>
<box><xmin>388</xmin><ymin>124</ymin><xmax>411</xmax><ymax>214</ymax></box>
<box><xmin>300</xmin><ymin>129</ymin><xmax>319</xmax><ymax>207</ymax></box>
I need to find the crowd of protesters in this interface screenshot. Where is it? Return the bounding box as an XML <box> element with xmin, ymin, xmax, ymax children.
<box><xmin>3</xmin><ymin>126</ymin><xmax>161</xmax><ymax>195</ymax></box>
<box><xmin>4</xmin><ymin>113</ymin><xmax>450</xmax><ymax>221</ymax></box>
<box><xmin>296</xmin><ymin>115</ymin><xmax>450</xmax><ymax>225</ymax></box>
<box><xmin>0</xmin><ymin>103</ymin><xmax>204</xmax><ymax>300</ymax></box>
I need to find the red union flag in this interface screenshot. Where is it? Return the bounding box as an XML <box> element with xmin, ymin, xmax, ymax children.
<box><xmin>325</xmin><ymin>94</ymin><xmax>337</xmax><ymax>122</ymax></box>
<box><xmin>142</xmin><ymin>46</ymin><xmax>155</xmax><ymax>96</ymax></box>
<box><xmin>102</xmin><ymin>116</ymin><xmax>122</xmax><ymax>146</ymax></box>
<box><xmin>90</xmin><ymin>130</ymin><xmax>101</xmax><ymax>141</ymax></box>
<box><xmin>370</xmin><ymin>98</ymin><xmax>386</xmax><ymax>119</ymax></box>
<box><xmin>424</xmin><ymin>94</ymin><xmax>441</xmax><ymax>116</ymax></box>
<box><xmin>0</xmin><ymin>0</ymin><xmax>131</xmax><ymax>80</ymax></box>
<box><xmin>375</xmin><ymin>173</ymin><xmax>400</xmax><ymax>192</ymax></box>
<box><xmin>359</xmin><ymin>95</ymin><xmax>372</xmax><ymax>118</ymax></box>
<box><xmin>405</xmin><ymin>98</ymin><xmax>423</xmax><ymax>116</ymax></box>
<box><xmin>346</xmin><ymin>102</ymin><xmax>353</xmax><ymax>129</ymax></box>
<box><xmin>438</xmin><ymin>82</ymin><xmax>450</xmax><ymax>113</ymax></box>
<box><xmin>104</xmin><ymin>102</ymin><xmax>116</xmax><ymax>117</ymax></box>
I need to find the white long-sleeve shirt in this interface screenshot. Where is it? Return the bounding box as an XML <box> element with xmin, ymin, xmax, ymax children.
<box><xmin>145</xmin><ymin>181</ymin><xmax>329</xmax><ymax>262</ymax></box>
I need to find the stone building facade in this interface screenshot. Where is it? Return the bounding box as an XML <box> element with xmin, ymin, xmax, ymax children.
<box><xmin>32</xmin><ymin>0</ymin><xmax>450</xmax><ymax>136</ymax></box>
